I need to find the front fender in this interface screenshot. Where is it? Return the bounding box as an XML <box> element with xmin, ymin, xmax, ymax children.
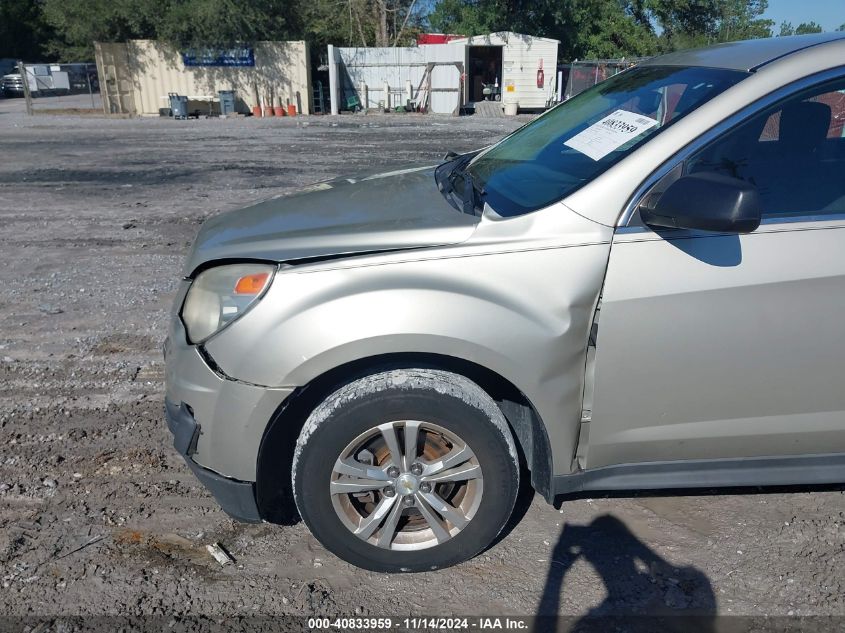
<box><xmin>204</xmin><ymin>240</ymin><xmax>610</xmax><ymax>476</ymax></box>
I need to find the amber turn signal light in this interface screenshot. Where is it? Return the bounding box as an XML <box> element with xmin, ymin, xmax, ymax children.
<box><xmin>234</xmin><ymin>272</ymin><xmax>271</xmax><ymax>295</ymax></box>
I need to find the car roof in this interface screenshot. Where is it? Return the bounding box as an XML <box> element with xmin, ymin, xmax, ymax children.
<box><xmin>642</xmin><ymin>32</ymin><xmax>845</xmax><ymax>72</ymax></box>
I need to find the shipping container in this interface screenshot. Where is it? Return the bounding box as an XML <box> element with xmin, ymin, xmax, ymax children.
<box><xmin>94</xmin><ymin>40</ymin><xmax>312</xmax><ymax>116</ymax></box>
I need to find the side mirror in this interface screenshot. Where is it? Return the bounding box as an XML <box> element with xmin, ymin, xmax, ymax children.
<box><xmin>640</xmin><ymin>172</ymin><xmax>762</xmax><ymax>234</ymax></box>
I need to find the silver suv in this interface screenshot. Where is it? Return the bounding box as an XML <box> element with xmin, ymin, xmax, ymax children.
<box><xmin>165</xmin><ymin>33</ymin><xmax>845</xmax><ymax>572</ymax></box>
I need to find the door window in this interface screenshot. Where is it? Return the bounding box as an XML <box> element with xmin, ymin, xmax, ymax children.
<box><xmin>682</xmin><ymin>77</ymin><xmax>845</xmax><ymax>219</ymax></box>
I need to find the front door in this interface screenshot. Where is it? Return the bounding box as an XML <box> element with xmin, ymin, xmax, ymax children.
<box><xmin>587</xmin><ymin>73</ymin><xmax>845</xmax><ymax>469</ymax></box>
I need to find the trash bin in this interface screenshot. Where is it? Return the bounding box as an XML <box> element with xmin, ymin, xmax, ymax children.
<box><xmin>168</xmin><ymin>93</ymin><xmax>188</xmax><ymax>119</ymax></box>
<box><xmin>218</xmin><ymin>90</ymin><xmax>236</xmax><ymax>115</ymax></box>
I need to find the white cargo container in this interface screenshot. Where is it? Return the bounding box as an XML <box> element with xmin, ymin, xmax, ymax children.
<box><xmin>449</xmin><ymin>32</ymin><xmax>560</xmax><ymax>111</ymax></box>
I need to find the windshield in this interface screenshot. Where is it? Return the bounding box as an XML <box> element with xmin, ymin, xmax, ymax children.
<box><xmin>465</xmin><ymin>65</ymin><xmax>748</xmax><ymax>217</ymax></box>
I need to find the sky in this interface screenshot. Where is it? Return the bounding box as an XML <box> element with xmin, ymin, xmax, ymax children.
<box><xmin>762</xmin><ymin>0</ymin><xmax>845</xmax><ymax>32</ymax></box>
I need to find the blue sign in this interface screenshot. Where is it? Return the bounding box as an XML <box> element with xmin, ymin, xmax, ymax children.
<box><xmin>182</xmin><ymin>47</ymin><xmax>255</xmax><ymax>67</ymax></box>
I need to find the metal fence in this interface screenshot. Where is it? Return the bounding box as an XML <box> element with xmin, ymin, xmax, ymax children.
<box><xmin>559</xmin><ymin>59</ymin><xmax>647</xmax><ymax>101</ymax></box>
<box><xmin>3</xmin><ymin>62</ymin><xmax>101</xmax><ymax>114</ymax></box>
<box><xmin>330</xmin><ymin>45</ymin><xmax>464</xmax><ymax>115</ymax></box>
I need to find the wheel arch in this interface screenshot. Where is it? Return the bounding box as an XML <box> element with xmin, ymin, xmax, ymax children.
<box><xmin>255</xmin><ymin>352</ymin><xmax>554</xmax><ymax>524</ymax></box>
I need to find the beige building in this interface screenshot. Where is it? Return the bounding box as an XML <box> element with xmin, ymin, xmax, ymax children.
<box><xmin>94</xmin><ymin>40</ymin><xmax>312</xmax><ymax>116</ymax></box>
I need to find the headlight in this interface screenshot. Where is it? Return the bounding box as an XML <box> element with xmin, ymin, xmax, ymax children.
<box><xmin>181</xmin><ymin>263</ymin><xmax>276</xmax><ymax>343</ymax></box>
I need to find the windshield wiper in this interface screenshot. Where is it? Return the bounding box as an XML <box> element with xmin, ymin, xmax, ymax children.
<box><xmin>435</xmin><ymin>151</ymin><xmax>484</xmax><ymax>215</ymax></box>
<box><xmin>461</xmin><ymin>169</ymin><xmax>486</xmax><ymax>216</ymax></box>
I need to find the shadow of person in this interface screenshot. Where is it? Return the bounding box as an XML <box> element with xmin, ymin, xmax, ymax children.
<box><xmin>534</xmin><ymin>514</ymin><xmax>716</xmax><ymax>633</ymax></box>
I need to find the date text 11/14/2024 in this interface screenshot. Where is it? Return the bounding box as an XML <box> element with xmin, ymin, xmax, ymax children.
<box><xmin>308</xmin><ymin>617</ymin><xmax>529</xmax><ymax>630</ymax></box>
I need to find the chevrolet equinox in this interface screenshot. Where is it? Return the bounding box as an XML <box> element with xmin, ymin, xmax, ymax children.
<box><xmin>165</xmin><ymin>33</ymin><xmax>845</xmax><ymax>572</ymax></box>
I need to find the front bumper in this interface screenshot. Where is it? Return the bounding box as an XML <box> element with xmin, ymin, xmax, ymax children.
<box><xmin>165</xmin><ymin>398</ymin><xmax>262</xmax><ymax>522</ymax></box>
<box><xmin>164</xmin><ymin>306</ymin><xmax>295</xmax><ymax>522</ymax></box>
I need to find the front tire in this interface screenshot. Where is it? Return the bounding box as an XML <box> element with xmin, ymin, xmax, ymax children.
<box><xmin>292</xmin><ymin>368</ymin><xmax>519</xmax><ymax>572</ymax></box>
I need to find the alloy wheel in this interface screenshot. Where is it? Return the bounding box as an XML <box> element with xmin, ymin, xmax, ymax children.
<box><xmin>329</xmin><ymin>420</ymin><xmax>484</xmax><ymax>551</ymax></box>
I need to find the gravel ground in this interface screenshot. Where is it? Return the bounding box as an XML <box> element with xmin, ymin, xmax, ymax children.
<box><xmin>0</xmin><ymin>103</ymin><xmax>843</xmax><ymax>625</ymax></box>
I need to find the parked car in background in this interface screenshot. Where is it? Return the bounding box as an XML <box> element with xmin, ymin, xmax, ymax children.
<box><xmin>2</xmin><ymin>71</ymin><xmax>24</xmax><ymax>97</ymax></box>
<box><xmin>0</xmin><ymin>58</ymin><xmax>17</xmax><ymax>97</ymax></box>
<box><xmin>1</xmin><ymin>64</ymin><xmax>83</xmax><ymax>98</ymax></box>
<box><xmin>165</xmin><ymin>32</ymin><xmax>845</xmax><ymax>572</ymax></box>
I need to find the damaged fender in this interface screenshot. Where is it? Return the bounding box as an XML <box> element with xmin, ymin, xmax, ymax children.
<box><xmin>200</xmin><ymin>205</ymin><xmax>613</xmax><ymax>486</ymax></box>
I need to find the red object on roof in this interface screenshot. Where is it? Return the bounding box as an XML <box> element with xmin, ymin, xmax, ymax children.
<box><xmin>417</xmin><ymin>33</ymin><xmax>464</xmax><ymax>45</ymax></box>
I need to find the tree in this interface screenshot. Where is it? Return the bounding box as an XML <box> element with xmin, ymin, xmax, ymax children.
<box><xmin>155</xmin><ymin>0</ymin><xmax>301</xmax><ymax>48</ymax></box>
<box><xmin>713</xmin><ymin>0</ymin><xmax>773</xmax><ymax>42</ymax></box>
<box><xmin>41</xmin><ymin>0</ymin><xmax>307</xmax><ymax>61</ymax></box>
<box><xmin>428</xmin><ymin>0</ymin><xmax>661</xmax><ymax>59</ymax></box>
<box><xmin>298</xmin><ymin>0</ymin><xmax>423</xmax><ymax>49</ymax></box>
<box><xmin>794</xmin><ymin>21</ymin><xmax>822</xmax><ymax>35</ymax></box>
<box><xmin>551</xmin><ymin>0</ymin><xmax>660</xmax><ymax>59</ymax></box>
<box><xmin>346</xmin><ymin>0</ymin><xmax>423</xmax><ymax>46</ymax></box>
<box><xmin>0</xmin><ymin>0</ymin><xmax>56</xmax><ymax>61</ymax></box>
<box><xmin>428</xmin><ymin>0</ymin><xmax>501</xmax><ymax>36</ymax></box>
<box><xmin>638</xmin><ymin>0</ymin><xmax>720</xmax><ymax>48</ymax></box>
<box><xmin>8</xmin><ymin>0</ymin><xmax>816</xmax><ymax>65</ymax></box>
<box><xmin>779</xmin><ymin>20</ymin><xmax>822</xmax><ymax>37</ymax></box>
<box><xmin>41</xmin><ymin>0</ymin><xmax>162</xmax><ymax>60</ymax></box>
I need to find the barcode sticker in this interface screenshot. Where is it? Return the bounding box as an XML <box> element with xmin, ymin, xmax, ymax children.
<box><xmin>564</xmin><ymin>109</ymin><xmax>658</xmax><ymax>161</ymax></box>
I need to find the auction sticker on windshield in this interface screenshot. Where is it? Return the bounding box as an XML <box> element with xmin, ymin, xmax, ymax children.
<box><xmin>564</xmin><ymin>109</ymin><xmax>658</xmax><ymax>161</ymax></box>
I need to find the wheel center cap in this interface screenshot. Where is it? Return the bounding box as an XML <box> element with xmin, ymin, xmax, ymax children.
<box><xmin>395</xmin><ymin>473</ymin><xmax>419</xmax><ymax>495</ymax></box>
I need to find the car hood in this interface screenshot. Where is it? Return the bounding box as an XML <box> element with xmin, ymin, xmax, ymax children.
<box><xmin>183</xmin><ymin>165</ymin><xmax>478</xmax><ymax>275</ymax></box>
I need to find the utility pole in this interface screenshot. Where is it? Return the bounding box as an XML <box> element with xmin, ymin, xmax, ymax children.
<box><xmin>86</xmin><ymin>67</ymin><xmax>96</xmax><ymax>109</ymax></box>
<box><xmin>18</xmin><ymin>61</ymin><xmax>33</xmax><ymax>116</ymax></box>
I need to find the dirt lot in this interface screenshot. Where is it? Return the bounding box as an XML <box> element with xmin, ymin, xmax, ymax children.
<box><xmin>0</xmin><ymin>103</ymin><xmax>843</xmax><ymax>626</ymax></box>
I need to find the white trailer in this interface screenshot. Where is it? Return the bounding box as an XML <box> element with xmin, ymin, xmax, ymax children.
<box><xmin>26</xmin><ymin>65</ymin><xmax>71</xmax><ymax>95</ymax></box>
<box><xmin>449</xmin><ymin>32</ymin><xmax>560</xmax><ymax>112</ymax></box>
